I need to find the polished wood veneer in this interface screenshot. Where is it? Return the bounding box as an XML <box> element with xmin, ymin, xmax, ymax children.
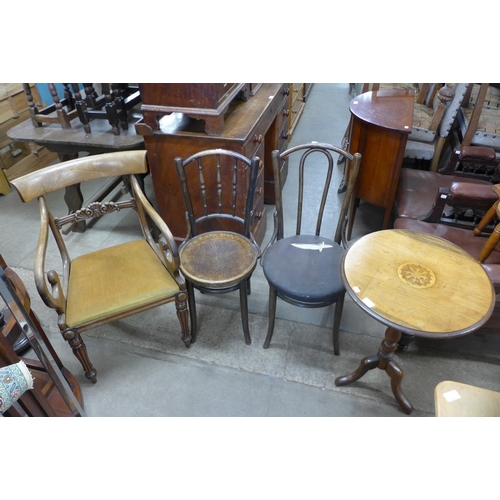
<box><xmin>136</xmin><ymin>83</ymin><xmax>289</xmax><ymax>244</ymax></box>
<box><xmin>347</xmin><ymin>89</ymin><xmax>414</xmax><ymax>235</ymax></box>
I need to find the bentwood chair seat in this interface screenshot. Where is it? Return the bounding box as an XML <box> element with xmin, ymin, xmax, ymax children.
<box><xmin>10</xmin><ymin>151</ymin><xmax>190</xmax><ymax>383</ymax></box>
<box><xmin>261</xmin><ymin>142</ymin><xmax>362</xmax><ymax>354</ymax></box>
<box><xmin>179</xmin><ymin>231</ymin><xmax>258</xmax><ymax>291</ymax></box>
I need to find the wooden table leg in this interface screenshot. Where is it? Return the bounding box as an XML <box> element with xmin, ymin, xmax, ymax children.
<box><xmin>335</xmin><ymin>326</ymin><xmax>414</xmax><ymax>414</ymax></box>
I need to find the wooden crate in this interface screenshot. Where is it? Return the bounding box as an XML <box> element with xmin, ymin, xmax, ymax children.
<box><xmin>0</xmin><ymin>83</ymin><xmax>58</xmax><ymax>194</ymax></box>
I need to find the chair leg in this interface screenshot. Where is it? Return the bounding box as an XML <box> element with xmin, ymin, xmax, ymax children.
<box><xmin>175</xmin><ymin>290</ymin><xmax>191</xmax><ymax>347</ymax></box>
<box><xmin>63</xmin><ymin>328</ymin><xmax>97</xmax><ymax>383</ymax></box>
<box><xmin>332</xmin><ymin>293</ymin><xmax>345</xmax><ymax>356</ymax></box>
<box><xmin>263</xmin><ymin>286</ymin><xmax>277</xmax><ymax>349</ymax></box>
<box><xmin>239</xmin><ymin>280</ymin><xmax>252</xmax><ymax>345</ymax></box>
<box><xmin>186</xmin><ymin>280</ymin><xmax>198</xmax><ymax>344</ymax></box>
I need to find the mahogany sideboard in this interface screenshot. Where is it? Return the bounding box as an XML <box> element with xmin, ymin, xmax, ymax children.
<box><xmin>347</xmin><ymin>88</ymin><xmax>414</xmax><ymax>236</ymax></box>
<box><xmin>135</xmin><ymin>83</ymin><xmax>290</xmax><ymax>244</ymax></box>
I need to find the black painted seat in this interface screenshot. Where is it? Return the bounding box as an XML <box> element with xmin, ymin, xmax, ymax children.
<box><xmin>261</xmin><ymin>143</ymin><xmax>362</xmax><ymax>354</ymax></box>
<box><xmin>263</xmin><ymin>234</ymin><xmax>344</xmax><ymax>306</ymax></box>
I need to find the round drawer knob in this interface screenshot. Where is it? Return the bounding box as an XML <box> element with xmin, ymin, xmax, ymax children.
<box><xmin>283</xmin><ymin>109</ymin><xmax>290</xmax><ymax>117</ymax></box>
<box><xmin>259</xmin><ymin>160</ymin><xmax>263</xmax><ymax>169</ymax></box>
<box><xmin>254</xmin><ymin>211</ymin><xmax>263</xmax><ymax>220</ymax></box>
<box><xmin>254</xmin><ymin>134</ymin><xmax>263</xmax><ymax>144</ymax></box>
<box><xmin>282</xmin><ymin>133</ymin><xmax>289</xmax><ymax>140</ymax></box>
<box><xmin>257</xmin><ymin>187</ymin><xmax>263</xmax><ymax>196</ymax></box>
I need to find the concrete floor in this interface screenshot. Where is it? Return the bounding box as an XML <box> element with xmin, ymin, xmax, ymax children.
<box><xmin>2</xmin><ymin>83</ymin><xmax>500</xmax><ymax>418</ymax></box>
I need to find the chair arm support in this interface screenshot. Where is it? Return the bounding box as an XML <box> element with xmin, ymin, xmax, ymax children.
<box><xmin>34</xmin><ymin>200</ymin><xmax>66</xmax><ymax>314</ymax></box>
<box><xmin>419</xmin><ymin>182</ymin><xmax>498</xmax><ymax>225</ymax></box>
<box><xmin>130</xmin><ymin>176</ymin><xmax>180</xmax><ymax>275</ymax></box>
<box><xmin>438</xmin><ymin>145</ymin><xmax>499</xmax><ymax>177</ymax></box>
<box><xmin>449</xmin><ymin>182</ymin><xmax>498</xmax><ymax>210</ymax></box>
<box><xmin>460</xmin><ymin>146</ymin><xmax>497</xmax><ymax>165</ymax></box>
<box><xmin>418</xmin><ymin>187</ymin><xmax>450</xmax><ymax>223</ymax></box>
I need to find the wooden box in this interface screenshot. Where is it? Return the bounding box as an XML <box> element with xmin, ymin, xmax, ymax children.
<box><xmin>139</xmin><ymin>83</ymin><xmax>249</xmax><ymax>136</ymax></box>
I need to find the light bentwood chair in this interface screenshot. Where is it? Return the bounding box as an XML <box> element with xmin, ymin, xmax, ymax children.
<box><xmin>261</xmin><ymin>143</ymin><xmax>362</xmax><ymax>354</ymax></box>
<box><xmin>175</xmin><ymin>149</ymin><xmax>260</xmax><ymax>345</ymax></box>
<box><xmin>10</xmin><ymin>151</ymin><xmax>190</xmax><ymax>383</ymax></box>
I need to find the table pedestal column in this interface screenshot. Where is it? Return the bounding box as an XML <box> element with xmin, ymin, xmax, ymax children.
<box><xmin>335</xmin><ymin>326</ymin><xmax>414</xmax><ymax>414</ymax></box>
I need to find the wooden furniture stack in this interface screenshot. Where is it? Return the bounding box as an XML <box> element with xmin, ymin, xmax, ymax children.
<box><xmin>288</xmin><ymin>84</ymin><xmax>312</xmax><ymax>137</ymax></box>
<box><xmin>135</xmin><ymin>83</ymin><xmax>291</xmax><ymax>244</ymax></box>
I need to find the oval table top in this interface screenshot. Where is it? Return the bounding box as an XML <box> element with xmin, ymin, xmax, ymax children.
<box><xmin>342</xmin><ymin>229</ymin><xmax>495</xmax><ymax>338</ymax></box>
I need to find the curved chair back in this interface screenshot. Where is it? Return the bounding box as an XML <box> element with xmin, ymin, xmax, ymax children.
<box><xmin>175</xmin><ymin>149</ymin><xmax>260</xmax><ymax>240</ymax></box>
<box><xmin>271</xmin><ymin>142</ymin><xmax>361</xmax><ymax>245</ymax></box>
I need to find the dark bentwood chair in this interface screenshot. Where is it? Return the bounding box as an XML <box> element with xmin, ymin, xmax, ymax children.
<box><xmin>261</xmin><ymin>142</ymin><xmax>362</xmax><ymax>354</ymax></box>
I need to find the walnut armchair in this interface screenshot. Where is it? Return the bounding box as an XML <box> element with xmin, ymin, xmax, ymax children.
<box><xmin>10</xmin><ymin>151</ymin><xmax>190</xmax><ymax>383</ymax></box>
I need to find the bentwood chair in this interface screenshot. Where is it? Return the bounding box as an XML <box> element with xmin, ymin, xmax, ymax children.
<box><xmin>10</xmin><ymin>151</ymin><xmax>190</xmax><ymax>383</ymax></box>
<box><xmin>261</xmin><ymin>143</ymin><xmax>362</xmax><ymax>354</ymax></box>
<box><xmin>175</xmin><ymin>149</ymin><xmax>260</xmax><ymax>345</ymax></box>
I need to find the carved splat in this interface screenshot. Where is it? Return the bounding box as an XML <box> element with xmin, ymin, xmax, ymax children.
<box><xmin>54</xmin><ymin>199</ymin><xmax>136</xmax><ymax>229</ymax></box>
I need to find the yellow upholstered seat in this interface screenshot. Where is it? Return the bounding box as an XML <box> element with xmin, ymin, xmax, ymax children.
<box><xmin>67</xmin><ymin>240</ymin><xmax>180</xmax><ymax>327</ymax></box>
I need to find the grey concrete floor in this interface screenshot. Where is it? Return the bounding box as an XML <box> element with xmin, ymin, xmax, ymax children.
<box><xmin>2</xmin><ymin>83</ymin><xmax>500</xmax><ymax>419</ymax></box>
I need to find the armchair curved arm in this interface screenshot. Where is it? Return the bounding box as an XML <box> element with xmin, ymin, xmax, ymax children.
<box><xmin>35</xmin><ymin>198</ymin><xmax>66</xmax><ymax>314</ymax></box>
<box><xmin>130</xmin><ymin>175</ymin><xmax>180</xmax><ymax>276</ymax></box>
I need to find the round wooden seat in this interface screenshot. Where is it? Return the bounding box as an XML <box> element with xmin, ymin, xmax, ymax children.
<box><xmin>179</xmin><ymin>231</ymin><xmax>258</xmax><ymax>290</ymax></box>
